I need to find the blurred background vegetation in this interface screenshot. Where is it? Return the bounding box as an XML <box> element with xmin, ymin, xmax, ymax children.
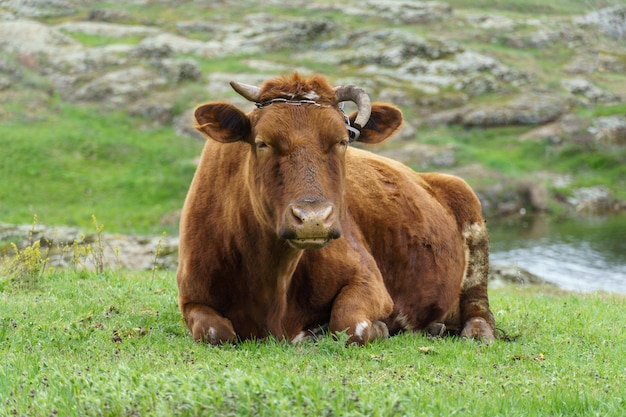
<box><xmin>1</xmin><ymin>0</ymin><xmax>625</xmax><ymax>235</ymax></box>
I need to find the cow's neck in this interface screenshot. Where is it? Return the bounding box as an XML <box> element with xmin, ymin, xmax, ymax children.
<box><xmin>240</xmin><ymin>230</ymin><xmax>304</xmax><ymax>339</ymax></box>
<box><xmin>263</xmin><ymin>242</ymin><xmax>303</xmax><ymax>338</ymax></box>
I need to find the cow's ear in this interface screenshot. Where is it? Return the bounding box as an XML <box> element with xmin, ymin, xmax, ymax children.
<box><xmin>349</xmin><ymin>103</ymin><xmax>403</xmax><ymax>145</ymax></box>
<box><xmin>194</xmin><ymin>102</ymin><xmax>252</xmax><ymax>143</ymax></box>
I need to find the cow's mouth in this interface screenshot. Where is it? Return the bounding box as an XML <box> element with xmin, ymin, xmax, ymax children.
<box><xmin>287</xmin><ymin>237</ymin><xmax>330</xmax><ymax>250</ymax></box>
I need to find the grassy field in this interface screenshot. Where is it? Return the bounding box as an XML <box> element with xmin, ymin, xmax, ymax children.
<box><xmin>0</xmin><ymin>269</ymin><xmax>624</xmax><ymax>416</ymax></box>
<box><xmin>0</xmin><ymin>101</ymin><xmax>202</xmax><ymax>235</ymax></box>
<box><xmin>1</xmin><ymin>1</ymin><xmax>625</xmax><ymax>416</ymax></box>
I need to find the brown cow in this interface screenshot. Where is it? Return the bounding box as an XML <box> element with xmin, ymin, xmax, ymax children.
<box><xmin>177</xmin><ymin>73</ymin><xmax>495</xmax><ymax>345</ymax></box>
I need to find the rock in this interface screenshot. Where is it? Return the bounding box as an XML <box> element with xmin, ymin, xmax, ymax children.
<box><xmin>151</xmin><ymin>58</ymin><xmax>202</xmax><ymax>83</ymax></box>
<box><xmin>461</xmin><ymin>94</ymin><xmax>570</xmax><ymax>127</ymax></box>
<box><xmin>132</xmin><ymin>33</ymin><xmax>220</xmax><ymax>58</ymax></box>
<box><xmin>0</xmin><ymin>19</ymin><xmax>80</xmax><ymax>55</ymax></box>
<box><xmin>519</xmin><ymin>114</ymin><xmax>593</xmax><ymax>144</ymax></box>
<box><xmin>527</xmin><ymin>182</ymin><xmax>549</xmax><ymax>212</ymax></box>
<box><xmin>364</xmin><ymin>0</ymin><xmax>453</xmax><ymax>24</ymax></box>
<box><xmin>87</xmin><ymin>8</ymin><xmax>130</xmax><ymax>23</ymax></box>
<box><xmin>0</xmin><ymin>56</ymin><xmax>22</xmax><ymax>87</ymax></box>
<box><xmin>489</xmin><ymin>264</ymin><xmax>551</xmax><ymax>286</ymax></box>
<box><xmin>0</xmin><ymin>0</ymin><xmax>77</xmax><ymax>18</ymax></box>
<box><xmin>505</xmin><ymin>27</ymin><xmax>584</xmax><ymax>49</ymax></box>
<box><xmin>575</xmin><ymin>5</ymin><xmax>626</xmax><ymax>40</ymax></box>
<box><xmin>173</xmin><ymin>108</ymin><xmax>205</xmax><ymax>141</ymax></box>
<box><xmin>70</xmin><ymin>67</ymin><xmax>167</xmax><ymax>106</ymax></box>
<box><xmin>561</xmin><ymin>78</ymin><xmax>621</xmax><ymax>103</ymax></box>
<box><xmin>47</xmin><ymin>44</ymin><xmax>134</xmax><ymax>76</ymax></box>
<box><xmin>239</xmin><ymin>15</ymin><xmax>336</xmax><ymax>51</ymax></box>
<box><xmin>0</xmin><ymin>223</ymin><xmax>179</xmax><ymax>271</ymax></box>
<box><xmin>589</xmin><ymin>116</ymin><xmax>626</xmax><ymax>145</ymax></box>
<box><xmin>466</xmin><ymin>14</ymin><xmax>514</xmax><ymax>30</ymax></box>
<box><xmin>337</xmin><ymin>30</ymin><xmax>462</xmax><ymax>67</ymax></box>
<box><xmin>55</xmin><ymin>21</ymin><xmax>160</xmax><ymax>38</ymax></box>
<box><xmin>377</xmin><ymin>143</ymin><xmax>456</xmax><ymax>169</ymax></box>
<box><xmin>567</xmin><ymin>186</ymin><xmax>615</xmax><ymax>213</ymax></box>
<box><xmin>176</xmin><ymin>21</ymin><xmax>219</xmax><ymax>34</ymax></box>
<box><xmin>128</xmin><ymin>96</ymin><xmax>175</xmax><ymax>126</ymax></box>
<box><xmin>457</xmin><ymin>171</ymin><xmax>551</xmax><ymax>217</ymax></box>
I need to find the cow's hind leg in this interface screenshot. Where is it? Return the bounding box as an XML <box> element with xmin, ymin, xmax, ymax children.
<box><xmin>181</xmin><ymin>303</ymin><xmax>237</xmax><ymax>344</ymax></box>
<box><xmin>458</xmin><ymin>222</ymin><xmax>495</xmax><ymax>342</ymax></box>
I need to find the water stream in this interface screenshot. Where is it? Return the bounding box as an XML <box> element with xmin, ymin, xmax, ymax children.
<box><xmin>488</xmin><ymin>213</ymin><xmax>626</xmax><ymax>294</ymax></box>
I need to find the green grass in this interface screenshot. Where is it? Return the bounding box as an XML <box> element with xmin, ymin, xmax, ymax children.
<box><xmin>0</xmin><ymin>270</ymin><xmax>624</xmax><ymax>416</ymax></box>
<box><xmin>0</xmin><ymin>101</ymin><xmax>202</xmax><ymax>234</ymax></box>
<box><xmin>445</xmin><ymin>0</ymin><xmax>618</xmax><ymax>15</ymax></box>
<box><xmin>64</xmin><ymin>32</ymin><xmax>146</xmax><ymax>47</ymax></box>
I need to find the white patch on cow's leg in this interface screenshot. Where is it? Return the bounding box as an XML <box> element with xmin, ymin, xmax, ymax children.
<box><xmin>458</xmin><ymin>221</ymin><xmax>495</xmax><ymax>341</ymax></box>
<box><xmin>354</xmin><ymin>320</ymin><xmax>369</xmax><ymax>339</ymax></box>
<box><xmin>207</xmin><ymin>327</ymin><xmax>217</xmax><ymax>343</ymax></box>
<box><xmin>291</xmin><ymin>331</ymin><xmax>308</xmax><ymax>344</ymax></box>
<box><xmin>462</xmin><ymin>222</ymin><xmax>489</xmax><ymax>288</ymax></box>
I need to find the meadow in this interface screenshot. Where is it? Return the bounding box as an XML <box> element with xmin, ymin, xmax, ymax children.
<box><xmin>1</xmin><ymin>1</ymin><xmax>626</xmax><ymax>415</ymax></box>
<box><xmin>1</xmin><ymin>269</ymin><xmax>625</xmax><ymax>417</ymax></box>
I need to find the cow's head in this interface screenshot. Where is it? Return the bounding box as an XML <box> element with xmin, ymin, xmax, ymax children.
<box><xmin>194</xmin><ymin>73</ymin><xmax>403</xmax><ymax>250</ymax></box>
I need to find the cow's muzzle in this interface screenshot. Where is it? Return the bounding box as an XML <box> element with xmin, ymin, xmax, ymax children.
<box><xmin>279</xmin><ymin>200</ymin><xmax>341</xmax><ymax>249</ymax></box>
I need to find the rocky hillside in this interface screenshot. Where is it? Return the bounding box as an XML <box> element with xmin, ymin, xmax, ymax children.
<box><xmin>1</xmin><ymin>0</ymin><xmax>626</xmax><ymax>268</ymax></box>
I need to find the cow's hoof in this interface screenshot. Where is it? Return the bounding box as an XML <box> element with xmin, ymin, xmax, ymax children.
<box><xmin>426</xmin><ymin>322</ymin><xmax>446</xmax><ymax>338</ymax></box>
<box><xmin>372</xmin><ymin>320</ymin><xmax>390</xmax><ymax>339</ymax></box>
<box><xmin>291</xmin><ymin>324</ymin><xmax>329</xmax><ymax>343</ymax></box>
<box><xmin>192</xmin><ymin>318</ymin><xmax>236</xmax><ymax>345</ymax></box>
<box><xmin>346</xmin><ymin>320</ymin><xmax>389</xmax><ymax>345</ymax></box>
<box><xmin>461</xmin><ymin>317</ymin><xmax>495</xmax><ymax>344</ymax></box>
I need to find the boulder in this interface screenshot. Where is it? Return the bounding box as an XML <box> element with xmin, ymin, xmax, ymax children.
<box><xmin>0</xmin><ymin>20</ymin><xmax>80</xmax><ymax>55</ymax></box>
<box><xmin>567</xmin><ymin>186</ymin><xmax>615</xmax><ymax>213</ymax></box>
<box><xmin>345</xmin><ymin>30</ymin><xmax>462</xmax><ymax>66</ymax></box>
<box><xmin>489</xmin><ymin>264</ymin><xmax>552</xmax><ymax>286</ymax></box>
<box><xmin>0</xmin><ymin>223</ymin><xmax>179</xmax><ymax>271</ymax></box>
<box><xmin>87</xmin><ymin>8</ymin><xmax>130</xmax><ymax>23</ymax></box>
<box><xmin>55</xmin><ymin>21</ymin><xmax>160</xmax><ymax>38</ymax></box>
<box><xmin>466</xmin><ymin>14</ymin><xmax>515</xmax><ymax>30</ymax></box>
<box><xmin>561</xmin><ymin>78</ymin><xmax>621</xmax><ymax>103</ymax></box>
<box><xmin>0</xmin><ymin>0</ymin><xmax>76</xmax><ymax>18</ymax></box>
<box><xmin>563</xmin><ymin>52</ymin><xmax>626</xmax><ymax>75</ymax></box>
<box><xmin>70</xmin><ymin>67</ymin><xmax>167</xmax><ymax>106</ymax></box>
<box><xmin>589</xmin><ymin>116</ymin><xmax>626</xmax><ymax>145</ymax></box>
<box><xmin>364</xmin><ymin>0</ymin><xmax>453</xmax><ymax>24</ymax></box>
<box><xmin>461</xmin><ymin>94</ymin><xmax>570</xmax><ymax>127</ymax></box>
<box><xmin>132</xmin><ymin>33</ymin><xmax>221</xmax><ymax>58</ymax></box>
<box><xmin>151</xmin><ymin>58</ymin><xmax>202</xmax><ymax>83</ymax></box>
<box><xmin>377</xmin><ymin>143</ymin><xmax>456</xmax><ymax>169</ymax></box>
<box><xmin>238</xmin><ymin>15</ymin><xmax>336</xmax><ymax>51</ymax></box>
<box><xmin>518</xmin><ymin>114</ymin><xmax>593</xmax><ymax>144</ymax></box>
<box><xmin>46</xmin><ymin>44</ymin><xmax>134</xmax><ymax>75</ymax></box>
<box><xmin>575</xmin><ymin>5</ymin><xmax>626</xmax><ymax>40</ymax></box>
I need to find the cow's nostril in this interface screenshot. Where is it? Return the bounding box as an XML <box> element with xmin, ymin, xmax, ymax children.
<box><xmin>291</xmin><ymin>206</ymin><xmax>306</xmax><ymax>225</ymax></box>
<box><xmin>291</xmin><ymin>203</ymin><xmax>334</xmax><ymax>226</ymax></box>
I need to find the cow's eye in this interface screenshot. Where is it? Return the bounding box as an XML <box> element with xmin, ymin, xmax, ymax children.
<box><xmin>255</xmin><ymin>139</ymin><xmax>269</xmax><ymax>150</ymax></box>
<box><xmin>337</xmin><ymin>139</ymin><xmax>349</xmax><ymax>149</ymax></box>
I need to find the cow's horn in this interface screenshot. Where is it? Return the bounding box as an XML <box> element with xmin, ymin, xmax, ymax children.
<box><xmin>334</xmin><ymin>85</ymin><xmax>372</xmax><ymax>130</ymax></box>
<box><xmin>230</xmin><ymin>81</ymin><xmax>262</xmax><ymax>102</ymax></box>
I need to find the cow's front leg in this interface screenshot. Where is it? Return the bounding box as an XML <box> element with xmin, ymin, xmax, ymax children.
<box><xmin>181</xmin><ymin>303</ymin><xmax>236</xmax><ymax>344</ymax></box>
<box><xmin>329</xmin><ymin>280</ymin><xmax>393</xmax><ymax>345</ymax></box>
